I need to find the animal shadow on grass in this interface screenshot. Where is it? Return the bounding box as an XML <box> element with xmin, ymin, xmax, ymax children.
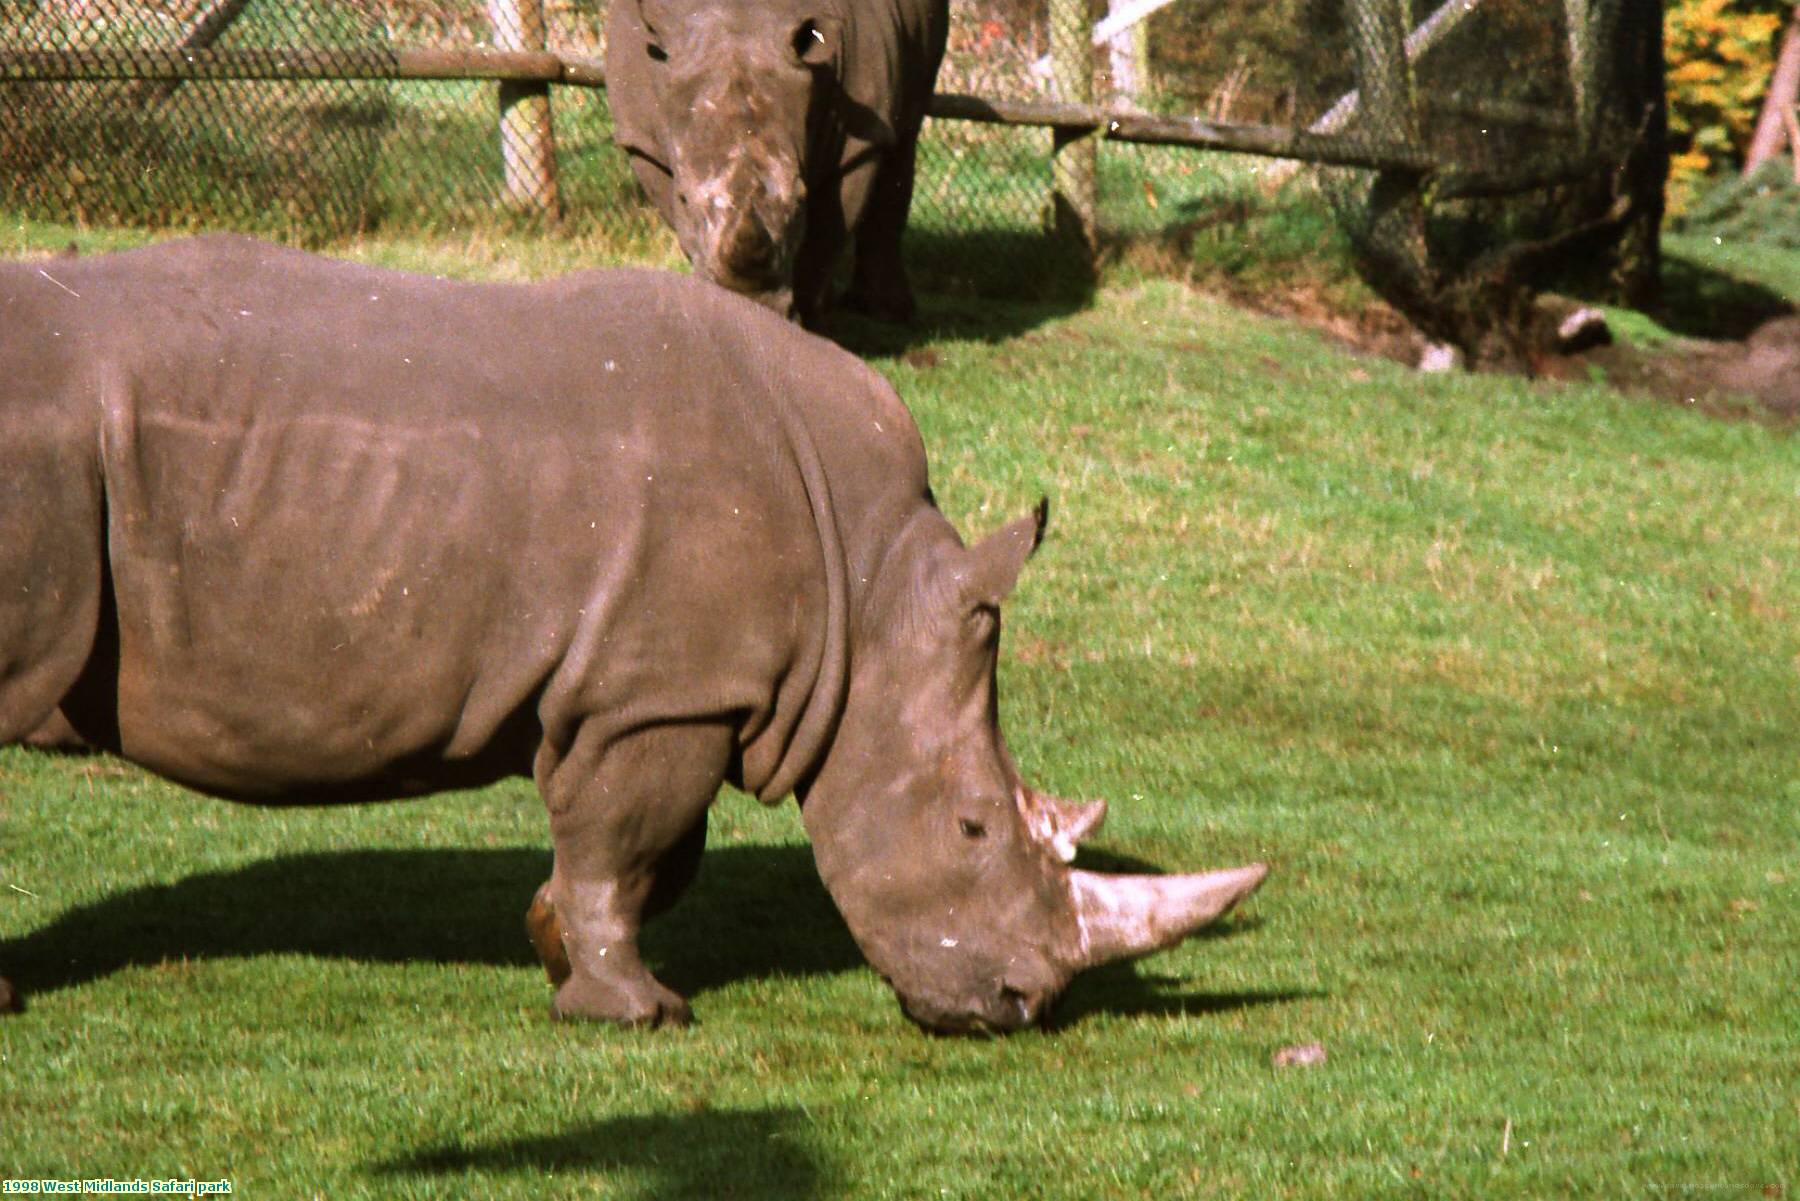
<box><xmin>374</xmin><ymin>1105</ymin><xmax>832</xmax><ymax>1199</ymax></box>
<box><xmin>825</xmin><ymin>228</ymin><xmax>1096</xmax><ymax>358</ymax></box>
<box><xmin>1650</xmin><ymin>250</ymin><xmax>1794</xmax><ymax>341</ymax></box>
<box><xmin>0</xmin><ymin>844</ymin><xmax>863</xmax><ymax>1001</ymax></box>
<box><xmin>3</xmin><ymin>839</ymin><xmax>1302</xmax><ymax>1026</ymax></box>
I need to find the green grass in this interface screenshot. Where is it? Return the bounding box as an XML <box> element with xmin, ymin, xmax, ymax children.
<box><xmin>1664</xmin><ymin>231</ymin><xmax>1800</xmax><ymax>312</ymax></box>
<box><xmin>3</xmin><ymin>224</ymin><xmax>1798</xmax><ymax>1199</ymax></box>
<box><xmin>1592</xmin><ymin>229</ymin><xmax>1798</xmax><ymax>350</ymax></box>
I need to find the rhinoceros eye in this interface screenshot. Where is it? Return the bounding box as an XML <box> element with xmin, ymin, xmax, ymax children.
<box><xmin>646</xmin><ymin>41</ymin><xmax>668</xmax><ymax>63</ymax></box>
<box><xmin>792</xmin><ymin>19</ymin><xmax>828</xmax><ymax>64</ymax></box>
<box><xmin>959</xmin><ymin>817</ymin><xmax>987</xmax><ymax>840</ymax></box>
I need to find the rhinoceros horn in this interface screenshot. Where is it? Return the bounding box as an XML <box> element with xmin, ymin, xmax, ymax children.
<box><xmin>1067</xmin><ymin>862</ymin><xmax>1268</xmax><ymax>968</ymax></box>
<box><xmin>1016</xmin><ymin>788</ymin><xmax>1107</xmax><ymax>863</ymax></box>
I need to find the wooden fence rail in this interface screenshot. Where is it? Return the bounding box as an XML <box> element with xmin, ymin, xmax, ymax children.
<box><xmin>0</xmin><ymin>45</ymin><xmax>1440</xmax><ymax>170</ymax></box>
<box><xmin>0</xmin><ymin>43</ymin><xmax>1584</xmax><ymax>214</ymax></box>
<box><xmin>0</xmin><ymin>46</ymin><xmax>606</xmax><ymax>87</ymax></box>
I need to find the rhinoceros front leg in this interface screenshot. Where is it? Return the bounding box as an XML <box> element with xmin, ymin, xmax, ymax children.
<box><xmin>845</xmin><ymin>134</ymin><xmax>923</xmax><ymax>325</ymax></box>
<box><xmin>531</xmin><ymin>720</ymin><xmax>730</xmax><ymax>1027</ymax></box>
<box><xmin>526</xmin><ymin>814</ymin><xmax>708</xmax><ymax>990</ymax></box>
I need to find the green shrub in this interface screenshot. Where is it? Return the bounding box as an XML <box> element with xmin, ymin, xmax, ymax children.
<box><xmin>1670</xmin><ymin>159</ymin><xmax>1800</xmax><ymax>249</ymax></box>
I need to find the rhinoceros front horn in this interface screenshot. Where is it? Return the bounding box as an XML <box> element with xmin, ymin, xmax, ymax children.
<box><xmin>1067</xmin><ymin>863</ymin><xmax>1268</xmax><ymax>969</ymax></box>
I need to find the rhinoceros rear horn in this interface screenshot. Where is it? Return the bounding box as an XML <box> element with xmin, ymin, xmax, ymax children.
<box><xmin>1068</xmin><ymin>863</ymin><xmax>1268</xmax><ymax>970</ymax></box>
<box><xmin>961</xmin><ymin>497</ymin><xmax>1048</xmax><ymax>609</ymax></box>
<box><xmin>790</xmin><ymin>15</ymin><xmax>839</xmax><ymax>67</ymax></box>
<box><xmin>1018</xmin><ymin>789</ymin><xmax>1107</xmax><ymax>863</ymax></box>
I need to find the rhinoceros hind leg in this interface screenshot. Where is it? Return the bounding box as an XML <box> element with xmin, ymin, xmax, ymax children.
<box><xmin>533</xmin><ymin>721</ymin><xmax>728</xmax><ymax>1028</ymax></box>
<box><xmin>0</xmin><ymin>976</ymin><xmax>21</xmax><ymax>1015</ymax></box>
<box><xmin>0</xmin><ymin>439</ymin><xmax>104</xmax><ymax>749</ymax></box>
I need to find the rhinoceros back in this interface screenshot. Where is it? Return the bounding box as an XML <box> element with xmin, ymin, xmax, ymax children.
<box><xmin>0</xmin><ymin>236</ymin><xmax>921</xmax><ymax>802</ymax></box>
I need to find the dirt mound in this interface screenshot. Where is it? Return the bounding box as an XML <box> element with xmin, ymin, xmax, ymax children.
<box><xmin>1573</xmin><ymin>313</ymin><xmax>1800</xmax><ymax>421</ymax></box>
<box><xmin>1715</xmin><ymin>315</ymin><xmax>1800</xmax><ymax>414</ymax></box>
<box><xmin>1244</xmin><ymin>282</ymin><xmax>1799</xmax><ymax>423</ymax></box>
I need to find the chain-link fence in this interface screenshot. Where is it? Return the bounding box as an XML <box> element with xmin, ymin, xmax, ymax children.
<box><xmin>911</xmin><ymin>0</ymin><xmax>1059</xmax><ymax>294</ymax></box>
<box><xmin>0</xmin><ymin>0</ymin><xmax>642</xmax><ymax>242</ymax></box>
<box><xmin>1</xmin><ymin>0</ymin><xmax>1657</xmax><ymax>315</ymax></box>
<box><xmin>1309</xmin><ymin>0</ymin><xmax>1664</xmax><ymax>361</ymax></box>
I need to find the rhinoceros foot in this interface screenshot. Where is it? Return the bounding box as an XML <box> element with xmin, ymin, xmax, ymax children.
<box><xmin>0</xmin><ymin>976</ymin><xmax>21</xmax><ymax>1015</ymax></box>
<box><xmin>550</xmin><ymin>973</ymin><xmax>693</xmax><ymax>1029</ymax></box>
<box><xmin>22</xmin><ymin>709</ymin><xmax>88</xmax><ymax>752</ymax></box>
<box><xmin>530</xmin><ymin>882</ymin><xmax>693</xmax><ymax>1027</ymax></box>
<box><xmin>841</xmin><ymin>277</ymin><xmax>917</xmax><ymax>326</ymax></box>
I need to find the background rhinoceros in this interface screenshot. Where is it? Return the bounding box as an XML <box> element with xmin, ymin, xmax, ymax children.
<box><xmin>605</xmin><ymin>0</ymin><xmax>948</xmax><ymax>326</ymax></box>
<box><xmin>0</xmin><ymin>236</ymin><xmax>1263</xmax><ymax>1032</ymax></box>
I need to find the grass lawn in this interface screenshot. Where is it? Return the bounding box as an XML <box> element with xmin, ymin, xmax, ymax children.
<box><xmin>2</xmin><ymin>221</ymin><xmax>1796</xmax><ymax>1199</ymax></box>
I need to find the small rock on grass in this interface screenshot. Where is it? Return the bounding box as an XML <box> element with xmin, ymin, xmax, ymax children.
<box><xmin>1418</xmin><ymin>343</ymin><xmax>1462</xmax><ymax>372</ymax></box>
<box><xmin>1272</xmin><ymin>1042</ymin><xmax>1326</xmax><ymax>1069</ymax></box>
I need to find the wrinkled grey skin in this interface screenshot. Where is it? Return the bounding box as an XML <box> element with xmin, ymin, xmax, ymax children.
<box><xmin>607</xmin><ymin>0</ymin><xmax>947</xmax><ymax>325</ymax></box>
<box><xmin>0</xmin><ymin>238</ymin><xmax>1264</xmax><ymax>1033</ymax></box>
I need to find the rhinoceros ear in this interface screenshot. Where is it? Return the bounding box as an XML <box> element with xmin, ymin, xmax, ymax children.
<box><xmin>791</xmin><ymin>16</ymin><xmax>840</xmax><ymax>68</ymax></box>
<box><xmin>961</xmin><ymin>498</ymin><xmax>1048</xmax><ymax>610</ymax></box>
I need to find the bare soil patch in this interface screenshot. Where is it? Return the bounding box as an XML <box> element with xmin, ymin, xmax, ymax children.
<box><xmin>1229</xmin><ymin>280</ymin><xmax>1800</xmax><ymax>424</ymax></box>
<box><xmin>1579</xmin><ymin>315</ymin><xmax>1800</xmax><ymax>420</ymax></box>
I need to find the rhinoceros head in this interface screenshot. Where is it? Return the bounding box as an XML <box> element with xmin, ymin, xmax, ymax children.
<box><xmin>630</xmin><ymin>0</ymin><xmax>851</xmax><ymax>316</ymax></box>
<box><xmin>800</xmin><ymin>502</ymin><xmax>1267</xmax><ymax>1033</ymax></box>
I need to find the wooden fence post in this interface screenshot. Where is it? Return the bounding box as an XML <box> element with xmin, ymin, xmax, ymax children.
<box><xmin>488</xmin><ymin>0</ymin><xmax>560</xmax><ymax>217</ymax></box>
<box><xmin>1049</xmin><ymin>0</ymin><xmax>1097</xmax><ymax>253</ymax></box>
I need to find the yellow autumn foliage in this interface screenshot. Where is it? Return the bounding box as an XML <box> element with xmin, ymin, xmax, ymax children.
<box><xmin>1665</xmin><ymin>0</ymin><xmax>1789</xmax><ymax>210</ymax></box>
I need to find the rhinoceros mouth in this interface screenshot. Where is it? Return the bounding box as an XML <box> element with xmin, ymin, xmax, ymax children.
<box><xmin>898</xmin><ymin>982</ymin><xmax>1057</xmax><ymax>1037</ymax></box>
<box><xmin>703</xmin><ymin>276</ymin><xmax>796</xmax><ymax>320</ymax></box>
<box><xmin>884</xmin><ymin>861</ymin><xmax>1269</xmax><ymax>1036</ymax></box>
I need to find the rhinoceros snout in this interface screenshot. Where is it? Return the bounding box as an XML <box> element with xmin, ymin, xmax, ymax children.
<box><xmin>674</xmin><ymin>159</ymin><xmax>803</xmax><ymax>307</ymax></box>
<box><xmin>892</xmin><ymin>955</ymin><xmax>1068</xmax><ymax>1036</ymax></box>
<box><xmin>900</xmin><ymin>983</ymin><xmax>1058</xmax><ymax>1037</ymax></box>
<box><xmin>718</xmin><ymin>208</ymin><xmax>780</xmax><ymax>284</ymax></box>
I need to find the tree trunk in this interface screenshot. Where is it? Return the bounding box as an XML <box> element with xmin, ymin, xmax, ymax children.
<box><xmin>1745</xmin><ymin>4</ymin><xmax>1800</xmax><ymax>176</ymax></box>
<box><xmin>1104</xmin><ymin>0</ymin><xmax>1149</xmax><ymax>101</ymax></box>
<box><xmin>1612</xmin><ymin>0</ymin><xmax>1665</xmax><ymax>307</ymax></box>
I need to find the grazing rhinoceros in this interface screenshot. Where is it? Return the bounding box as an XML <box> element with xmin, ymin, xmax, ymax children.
<box><xmin>605</xmin><ymin>0</ymin><xmax>947</xmax><ymax>325</ymax></box>
<box><xmin>0</xmin><ymin>236</ymin><xmax>1265</xmax><ymax>1033</ymax></box>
